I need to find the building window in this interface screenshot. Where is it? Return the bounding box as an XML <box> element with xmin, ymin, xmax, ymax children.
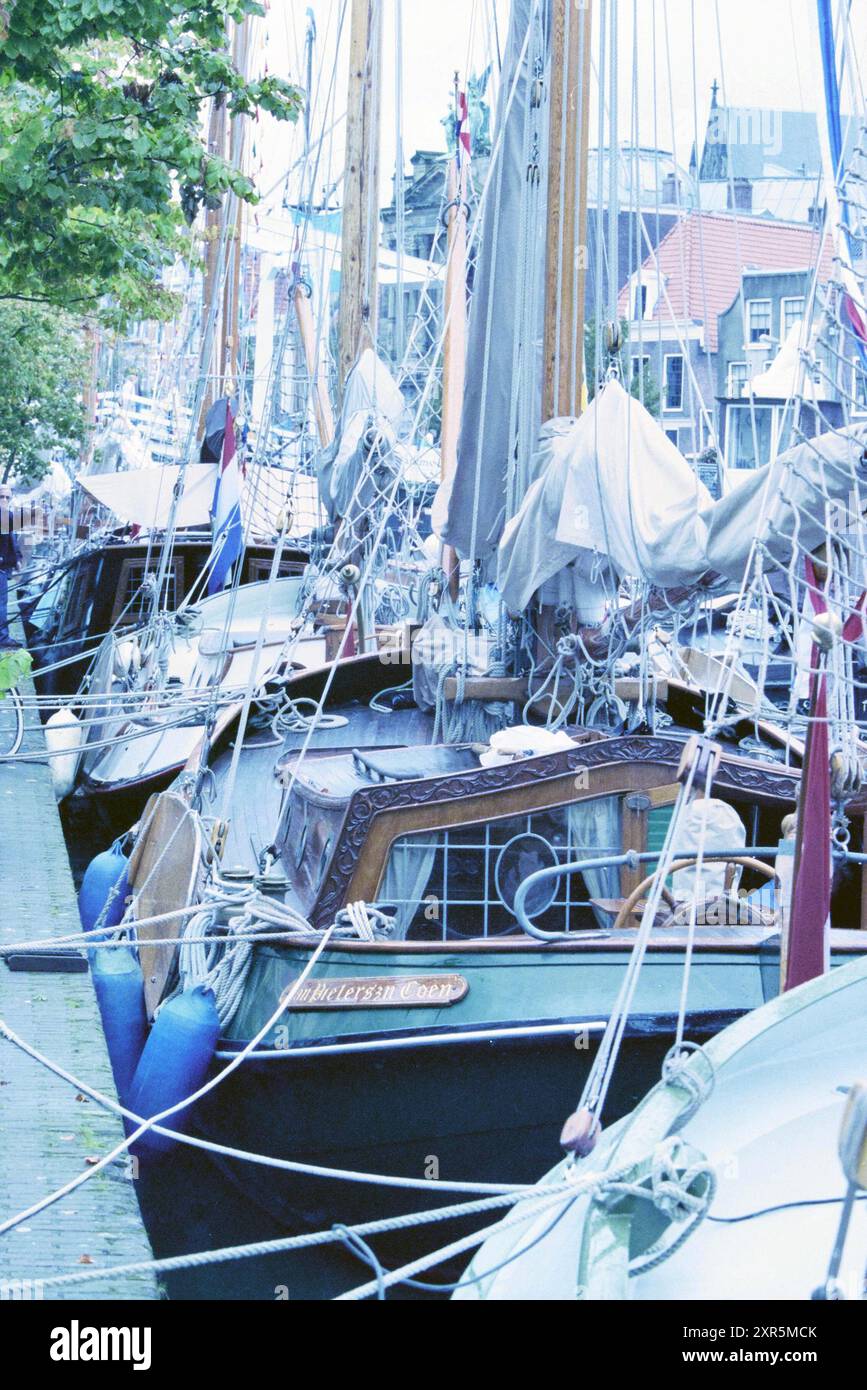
<box><xmin>727</xmin><ymin>361</ymin><xmax>749</xmax><ymax>397</ymax></box>
<box><xmin>633</xmin><ymin>284</ymin><xmax>647</xmax><ymax>319</ymax></box>
<box><xmin>665</xmin><ymin>428</ymin><xmax>681</xmax><ymax>450</ymax></box>
<box><xmin>746</xmin><ymin>298</ymin><xmax>772</xmax><ymax>343</ymax></box>
<box><xmin>852</xmin><ymin>364</ymin><xmax>867</xmax><ymax>414</ymax></box>
<box><xmin>663</xmin><ymin>354</ymin><xmax>684</xmax><ymax>412</ymax></box>
<box><xmin>725</xmin><ymin>403</ymin><xmax>775</xmax><ymax>470</ymax></box>
<box><xmin>630</xmin><ymin>354</ymin><xmax>650</xmax><ymax>391</ymax></box>
<box><xmin>781</xmin><ymin>296</ymin><xmax>805</xmax><ymax>337</ymax></box>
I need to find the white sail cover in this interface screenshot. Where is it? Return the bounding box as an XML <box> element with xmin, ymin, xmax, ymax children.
<box><xmin>703</xmin><ymin>423</ymin><xmax>867</xmax><ymax>585</ymax></box>
<box><xmin>316</xmin><ymin>348</ymin><xmax>406</xmax><ymax>523</ymax></box>
<box><xmin>77</xmin><ymin>464</ymin><xmax>324</xmax><ymax>537</ymax></box>
<box><xmin>497</xmin><ymin>380</ymin><xmax>712</xmax><ymax>613</ymax></box>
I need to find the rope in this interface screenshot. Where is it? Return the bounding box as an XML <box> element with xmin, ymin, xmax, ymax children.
<box><xmin>0</xmin><ymin>926</ymin><xmax>336</xmax><ymax>1238</ymax></box>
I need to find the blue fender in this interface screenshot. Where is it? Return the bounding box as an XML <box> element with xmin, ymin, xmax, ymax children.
<box><xmin>128</xmin><ymin>987</ymin><xmax>221</xmax><ymax>1157</ymax></box>
<box><xmin>78</xmin><ymin>840</ymin><xmax>130</xmax><ymax>935</ymax></box>
<box><xmin>91</xmin><ymin>945</ymin><xmax>148</xmax><ymax>1106</ymax></box>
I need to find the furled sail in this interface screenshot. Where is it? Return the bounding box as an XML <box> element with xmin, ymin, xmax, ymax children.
<box><xmin>496</xmin><ymin>379</ymin><xmax>712</xmax><ymax>614</ymax></box>
<box><xmin>315</xmin><ymin>347</ymin><xmax>406</xmax><ymax>523</ymax></box>
<box><xmin>436</xmin><ymin>0</ymin><xmax>551</xmax><ymax>566</ymax></box>
<box><xmin>703</xmin><ymin>424</ymin><xmax>867</xmax><ymax>586</ymax></box>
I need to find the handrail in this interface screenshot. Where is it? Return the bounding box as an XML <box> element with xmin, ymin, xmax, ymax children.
<box><xmin>513</xmin><ymin>846</ymin><xmax>781</xmax><ymax>942</ymax></box>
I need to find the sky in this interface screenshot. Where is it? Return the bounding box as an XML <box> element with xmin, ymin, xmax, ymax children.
<box><xmin>246</xmin><ymin>0</ymin><xmax>866</xmax><ymax>210</ymax></box>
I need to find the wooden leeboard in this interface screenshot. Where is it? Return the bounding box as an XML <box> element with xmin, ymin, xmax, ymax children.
<box><xmin>128</xmin><ymin>790</ymin><xmax>203</xmax><ymax>1016</ymax></box>
<box><xmin>677</xmin><ymin>646</ymin><xmax>759</xmax><ymax>708</ymax></box>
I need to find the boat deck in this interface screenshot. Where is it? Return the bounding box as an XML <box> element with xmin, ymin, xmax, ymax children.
<box><xmin>0</xmin><ymin>634</ymin><xmax>157</xmax><ymax>1300</ymax></box>
<box><xmin>212</xmin><ymin>701</ymin><xmax>434</xmax><ymax>869</ymax></box>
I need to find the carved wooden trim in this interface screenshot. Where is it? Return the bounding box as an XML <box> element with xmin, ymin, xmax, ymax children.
<box><xmin>311</xmin><ymin>733</ymin><xmax>802</xmax><ymax>930</ymax></box>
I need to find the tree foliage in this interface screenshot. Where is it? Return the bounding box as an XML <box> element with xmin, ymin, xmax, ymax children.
<box><xmin>0</xmin><ymin>2</ymin><xmax>302</xmax><ymax>321</ymax></box>
<box><xmin>0</xmin><ymin>302</ymin><xmax>89</xmax><ymax>483</ymax></box>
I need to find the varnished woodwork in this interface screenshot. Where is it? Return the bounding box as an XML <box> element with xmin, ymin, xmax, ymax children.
<box><xmin>294</xmin><ymin>282</ymin><xmax>335</xmax><ymax>446</ymax></box>
<box><xmin>311</xmin><ymin>733</ymin><xmax>803</xmax><ymax>930</ymax></box>
<box><xmin>441</xmin><ymin>674</ymin><xmax>669</xmax><ymax>706</ymax></box>
<box><xmin>338</xmin><ymin>0</ymin><xmax>382</xmax><ymax>391</ymax></box>
<box><xmin>543</xmin><ymin>0</ymin><xmax>593</xmax><ymax>419</ymax></box>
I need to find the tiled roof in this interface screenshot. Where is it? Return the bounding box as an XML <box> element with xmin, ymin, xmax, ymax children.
<box><xmin>619</xmin><ymin>211</ymin><xmax>835</xmax><ymax>352</ymax></box>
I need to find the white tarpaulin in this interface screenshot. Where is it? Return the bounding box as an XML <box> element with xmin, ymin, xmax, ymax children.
<box><xmin>316</xmin><ymin>349</ymin><xmax>407</xmax><ymax>523</ymax></box>
<box><xmin>77</xmin><ymin>464</ymin><xmax>324</xmax><ymax>537</ymax></box>
<box><xmin>703</xmin><ymin>423</ymin><xmax>867</xmax><ymax>585</ymax></box>
<box><xmin>78</xmin><ymin>464</ymin><xmax>215</xmax><ymax>528</ymax></box>
<box><xmin>497</xmin><ymin>380</ymin><xmax>712</xmax><ymax>613</ymax></box>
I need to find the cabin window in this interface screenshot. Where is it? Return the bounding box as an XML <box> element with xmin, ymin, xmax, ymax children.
<box><xmin>725</xmin><ymin>403</ymin><xmax>775</xmax><ymax>470</ymax></box>
<box><xmin>59</xmin><ymin>565</ymin><xmax>96</xmax><ymax>636</ymax></box>
<box><xmin>662</xmin><ymin>354</ymin><xmax>684</xmax><ymax>412</ymax></box>
<box><xmin>746</xmin><ymin>298</ymin><xmax>772</xmax><ymax>343</ymax></box>
<box><xmin>375</xmin><ymin>796</ymin><xmax>623</xmax><ymax>941</ymax></box>
<box><xmin>111</xmin><ymin>558</ymin><xmax>182</xmax><ymax>625</ymax></box>
<box><xmin>247</xmin><ymin>557</ymin><xmax>305</xmax><ymax>583</ymax></box>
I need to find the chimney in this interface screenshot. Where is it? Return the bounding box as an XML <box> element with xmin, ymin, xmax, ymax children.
<box><xmin>661</xmin><ymin>171</ymin><xmax>680</xmax><ymax>205</ymax></box>
<box><xmin>728</xmin><ymin>177</ymin><xmax>752</xmax><ymax>212</ymax></box>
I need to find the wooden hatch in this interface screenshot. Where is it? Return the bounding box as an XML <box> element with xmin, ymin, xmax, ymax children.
<box><xmin>128</xmin><ymin>790</ymin><xmax>204</xmax><ymax>1015</ymax></box>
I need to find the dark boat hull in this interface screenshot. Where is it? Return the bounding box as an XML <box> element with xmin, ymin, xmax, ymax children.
<box><xmin>179</xmin><ymin>1011</ymin><xmax>735</xmax><ymax>1297</ymax></box>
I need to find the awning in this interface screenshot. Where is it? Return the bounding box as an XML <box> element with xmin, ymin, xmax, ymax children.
<box><xmin>76</xmin><ymin>464</ymin><xmax>325</xmax><ymax>537</ymax></box>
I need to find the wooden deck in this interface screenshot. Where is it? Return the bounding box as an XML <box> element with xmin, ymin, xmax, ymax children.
<box><xmin>0</xmin><ymin>638</ymin><xmax>157</xmax><ymax>1300</ymax></box>
<box><xmin>212</xmin><ymin>702</ymin><xmax>435</xmax><ymax>870</ymax></box>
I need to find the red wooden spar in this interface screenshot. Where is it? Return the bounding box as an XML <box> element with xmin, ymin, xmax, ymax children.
<box><xmin>785</xmin><ymin>558</ymin><xmax>867</xmax><ymax>990</ymax></box>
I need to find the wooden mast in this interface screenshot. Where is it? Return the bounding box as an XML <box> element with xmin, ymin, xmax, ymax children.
<box><xmin>440</xmin><ymin>75</ymin><xmax>469</xmax><ymax>599</ymax></box>
<box><xmin>222</xmin><ymin>18</ymin><xmax>252</xmax><ymax>397</ymax></box>
<box><xmin>294</xmin><ymin>280</ymin><xmax>336</xmax><ymax>446</ymax></box>
<box><xmin>543</xmin><ymin>0</ymin><xmax>593</xmax><ymax>420</ymax></box>
<box><xmin>338</xmin><ymin>0</ymin><xmax>382</xmax><ymax>394</ymax></box>
<box><xmin>198</xmin><ymin>92</ymin><xmax>228</xmax><ymax>433</ymax></box>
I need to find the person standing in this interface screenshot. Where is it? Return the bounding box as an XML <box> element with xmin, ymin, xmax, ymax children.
<box><xmin>0</xmin><ymin>484</ymin><xmax>23</xmax><ymax>650</ymax></box>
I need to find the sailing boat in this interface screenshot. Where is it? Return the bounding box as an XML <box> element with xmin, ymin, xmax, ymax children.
<box><xmin>453</xmin><ymin>952</ymin><xmax>867</xmax><ymax>1300</ymax></box>
<box><xmin>48</xmin><ymin>5</ymin><xmax>438</xmax><ymax>817</ymax></box>
<box><xmin>446</xmin><ymin>0</ymin><xmax>867</xmax><ymax>1303</ymax></box>
<box><xmin>78</xmin><ymin>0</ymin><xmax>867</xmax><ymax>1306</ymax></box>
<box><xmin>101</xmin><ymin>0</ymin><xmax>867</xmax><ymax>1267</ymax></box>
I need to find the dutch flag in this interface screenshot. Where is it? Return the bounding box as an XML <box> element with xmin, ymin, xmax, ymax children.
<box><xmin>207</xmin><ymin>400</ymin><xmax>243</xmax><ymax>594</ymax></box>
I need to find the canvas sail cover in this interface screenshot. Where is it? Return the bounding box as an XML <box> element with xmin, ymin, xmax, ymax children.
<box><xmin>703</xmin><ymin>423</ymin><xmax>867</xmax><ymax>586</ymax></box>
<box><xmin>77</xmin><ymin>464</ymin><xmax>323</xmax><ymax>537</ymax></box>
<box><xmin>316</xmin><ymin>348</ymin><xmax>406</xmax><ymax>523</ymax></box>
<box><xmin>497</xmin><ymin>380</ymin><xmax>712</xmax><ymax>613</ymax></box>
<box><xmin>436</xmin><ymin>0</ymin><xmax>550</xmax><ymax>565</ymax></box>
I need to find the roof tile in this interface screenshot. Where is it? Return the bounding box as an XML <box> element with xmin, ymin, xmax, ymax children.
<box><xmin>619</xmin><ymin>212</ymin><xmax>835</xmax><ymax>351</ymax></box>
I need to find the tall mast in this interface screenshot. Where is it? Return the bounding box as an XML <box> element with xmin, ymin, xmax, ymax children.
<box><xmin>294</xmin><ymin>278</ymin><xmax>336</xmax><ymax>446</ymax></box>
<box><xmin>543</xmin><ymin>0</ymin><xmax>593</xmax><ymax>419</ymax></box>
<box><xmin>440</xmin><ymin>74</ymin><xmax>469</xmax><ymax>598</ymax></box>
<box><xmin>198</xmin><ymin>91</ymin><xmax>228</xmax><ymax>433</ymax></box>
<box><xmin>338</xmin><ymin>0</ymin><xmax>382</xmax><ymax>393</ymax></box>
<box><xmin>222</xmin><ymin>18</ymin><xmax>252</xmax><ymax>397</ymax></box>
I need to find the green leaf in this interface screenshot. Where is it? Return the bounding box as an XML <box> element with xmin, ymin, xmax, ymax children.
<box><xmin>0</xmin><ymin>648</ymin><xmax>32</xmax><ymax>693</ymax></box>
